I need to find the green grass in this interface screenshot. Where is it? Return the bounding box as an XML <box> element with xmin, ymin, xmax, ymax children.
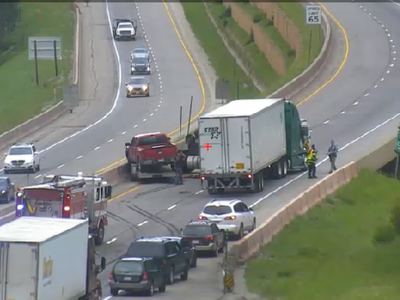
<box><xmin>245</xmin><ymin>170</ymin><xmax>400</xmax><ymax>300</ymax></box>
<box><xmin>0</xmin><ymin>3</ymin><xmax>74</xmax><ymax>133</ymax></box>
<box><xmin>182</xmin><ymin>3</ymin><xmax>260</xmax><ymax>101</ymax></box>
<box><xmin>204</xmin><ymin>2</ymin><xmax>323</xmax><ymax>96</ymax></box>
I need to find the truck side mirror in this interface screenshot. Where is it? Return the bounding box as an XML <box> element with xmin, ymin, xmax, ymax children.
<box><xmin>101</xmin><ymin>257</ymin><xmax>106</xmax><ymax>271</ymax></box>
<box><xmin>125</xmin><ymin>142</ymin><xmax>131</xmax><ymax>147</ymax></box>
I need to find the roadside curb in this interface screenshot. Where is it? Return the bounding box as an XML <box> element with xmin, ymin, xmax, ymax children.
<box><xmin>0</xmin><ymin>3</ymin><xmax>82</xmax><ymax>150</ymax></box>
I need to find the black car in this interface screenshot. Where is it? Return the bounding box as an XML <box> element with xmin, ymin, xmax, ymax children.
<box><xmin>181</xmin><ymin>220</ymin><xmax>225</xmax><ymax>257</ymax></box>
<box><xmin>125</xmin><ymin>237</ymin><xmax>190</xmax><ymax>284</ymax></box>
<box><xmin>0</xmin><ymin>177</ymin><xmax>15</xmax><ymax>204</ymax></box>
<box><xmin>109</xmin><ymin>257</ymin><xmax>166</xmax><ymax>296</ymax></box>
<box><xmin>158</xmin><ymin>236</ymin><xmax>197</xmax><ymax>268</ymax></box>
<box><xmin>131</xmin><ymin>57</ymin><xmax>151</xmax><ymax>75</ymax></box>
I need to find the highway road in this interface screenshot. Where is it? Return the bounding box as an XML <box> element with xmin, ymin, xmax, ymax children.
<box><xmin>0</xmin><ymin>2</ymin><xmax>204</xmax><ymax>190</ymax></box>
<box><xmin>92</xmin><ymin>2</ymin><xmax>400</xmax><ymax>299</ymax></box>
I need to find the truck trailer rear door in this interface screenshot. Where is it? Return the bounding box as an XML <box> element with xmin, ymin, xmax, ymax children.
<box><xmin>199</xmin><ymin>118</ymin><xmax>227</xmax><ymax>174</ymax></box>
<box><xmin>226</xmin><ymin>117</ymin><xmax>251</xmax><ymax>173</ymax></box>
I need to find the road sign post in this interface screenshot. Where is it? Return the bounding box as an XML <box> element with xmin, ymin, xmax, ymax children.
<box><xmin>305</xmin><ymin>5</ymin><xmax>321</xmax><ymax>66</ymax></box>
<box><xmin>28</xmin><ymin>36</ymin><xmax>62</xmax><ymax>83</ymax></box>
<box><xmin>394</xmin><ymin>125</ymin><xmax>400</xmax><ymax>178</ymax></box>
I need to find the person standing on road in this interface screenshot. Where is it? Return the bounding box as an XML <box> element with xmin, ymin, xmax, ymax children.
<box><xmin>307</xmin><ymin>144</ymin><xmax>318</xmax><ymax>179</ymax></box>
<box><xmin>174</xmin><ymin>152</ymin><xmax>184</xmax><ymax>185</ymax></box>
<box><xmin>327</xmin><ymin>140</ymin><xmax>338</xmax><ymax>174</ymax></box>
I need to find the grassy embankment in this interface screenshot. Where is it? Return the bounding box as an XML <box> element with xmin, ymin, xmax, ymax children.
<box><xmin>246</xmin><ymin>170</ymin><xmax>400</xmax><ymax>300</ymax></box>
<box><xmin>0</xmin><ymin>3</ymin><xmax>74</xmax><ymax>134</ymax></box>
<box><xmin>182</xmin><ymin>2</ymin><xmax>323</xmax><ymax>100</ymax></box>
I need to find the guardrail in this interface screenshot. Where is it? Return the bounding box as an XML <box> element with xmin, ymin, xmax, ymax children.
<box><xmin>224</xmin><ymin>135</ymin><xmax>397</xmax><ymax>292</ymax></box>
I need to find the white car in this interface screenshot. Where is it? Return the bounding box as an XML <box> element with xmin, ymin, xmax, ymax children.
<box><xmin>3</xmin><ymin>143</ymin><xmax>40</xmax><ymax>174</ymax></box>
<box><xmin>198</xmin><ymin>199</ymin><xmax>256</xmax><ymax>239</ymax></box>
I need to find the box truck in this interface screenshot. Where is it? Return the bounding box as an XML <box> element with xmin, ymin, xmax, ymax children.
<box><xmin>199</xmin><ymin>98</ymin><xmax>310</xmax><ymax>194</ymax></box>
<box><xmin>0</xmin><ymin>217</ymin><xmax>106</xmax><ymax>300</ymax></box>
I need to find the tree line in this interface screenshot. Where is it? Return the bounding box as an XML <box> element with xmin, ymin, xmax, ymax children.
<box><xmin>0</xmin><ymin>2</ymin><xmax>21</xmax><ymax>52</ymax></box>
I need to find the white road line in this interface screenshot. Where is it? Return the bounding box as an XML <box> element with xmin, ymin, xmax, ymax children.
<box><xmin>394</xmin><ymin>51</ymin><xmax>397</xmax><ymax>54</ymax></box>
<box><xmin>390</xmin><ymin>64</ymin><xmax>394</xmax><ymax>67</ymax></box>
<box><xmin>57</xmin><ymin>164</ymin><xmax>64</xmax><ymax>169</ymax></box>
<box><xmin>143</xmin><ymin>119</ymin><xmax>147</xmax><ymax>122</ymax></box>
<box><xmin>34</xmin><ymin>174</ymin><xmax>42</xmax><ymax>179</ymax></box>
<box><xmin>167</xmin><ymin>204</ymin><xmax>177</xmax><ymax>211</ymax></box>
<box><xmin>158</xmin><ymin>105</ymin><xmax>161</xmax><ymax>108</ymax></box>
<box><xmin>323</xmin><ymin>120</ymin><xmax>330</xmax><ymax>125</ymax></box>
<box><xmin>381</xmin><ymin>78</ymin><xmax>385</xmax><ymax>81</ymax></box>
<box><xmin>195</xmin><ymin>190</ymin><xmax>204</xmax><ymax>195</ymax></box>
<box><xmin>353</xmin><ymin>101</ymin><xmax>359</xmax><ymax>106</ymax></box>
<box><xmin>390</xmin><ymin>39</ymin><xmax>394</xmax><ymax>43</ymax></box>
<box><xmin>340</xmin><ymin>111</ymin><xmax>346</xmax><ymax>115</ymax></box>
<box><xmin>134</xmin><ymin>125</ymin><xmax>138</xmax><ymax>128</ymax></box>
<box><xmin>122</xmin><ymin>131</ymin><xmax>127</xmax><ymax>135</ymax></box>
<box><xmin>103</xmin><ymin>297</ymin><xmax>113</xmax><ymax>300</ymax></box>
<box><xmin>76</xmin><ymin>155</ymin><xmax>83</xmax><ymax>160</ymax></box>
<box><xmin>108</xmin><ymin>139</ymin><xmax>113</xmax><ymax>143</ymax></box>
<box><xmin>32</xmin><ymin>1</ymin><xmax>122</xmax><ymax>155</ymax></box>
<box><xmin>387</xmin><ymin>70</ymin><xmax>390</xmax><ymax>74</ymax></box>
<box><xmin>94</xmin><ymin>146</ymin><xmax>100</xmax><ymax>151</ymax></box>
<box><xmin>155</xmin><ymin>108</ymin><xmax>158</xmax><ymax>112</ymax></box>
<box><xmin>150</xmin><ymin>113</ymin><xmax>154</xmax><ymax>117</ymax></box>
<box><xmin>374</xmin><ymin>85</ymin><xmax>378</xmax><ymax>88</ymax></box>
<box><xmin>106</xmin><ymin>237</ymin><xmax>117</xmax><ymax>245</ymax></box>
<box><xmin>159</xmin><ymin>100</ymin><xmax>162</xmax><ymax>103</ymax></box>
<box><xmin>249</xmin><ymin>112</ymin><xmax>400</xmax><ymax>208</ymax></box>
<box><xmin>364</xmin><ymin>93</ymin><xmax>369</xmax><ymax>97</ymax></box>
<box><xmin>138</xmin><ymin>220</ymin><xmax>148</xmax><ymax>227</ymax></box>
<box><xmin>393</xmin><ymin>45</ymin><xmax>396</xmax><ymax>48</ymax></box>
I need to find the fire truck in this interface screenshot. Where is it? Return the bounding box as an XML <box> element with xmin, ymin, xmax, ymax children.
<box><xmin>15</xmin><ymin>173</ymin><xmax>112</xmax><ymax>246</ymax></box>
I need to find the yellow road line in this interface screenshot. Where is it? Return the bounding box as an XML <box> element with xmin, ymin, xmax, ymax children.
<box><xmin>108</xmin><ymin>185</ymin><xmax>141</xmax><ymax>203</ymax></box>
<box><xmin>297</xmin><ymin>3</ymin><xmax>349</xmax><ymax>107</ymax></box>
<box><xmin>95</xmin><ymin>1</ymin><xmax>207</xmax><ymax>175</ymax></box>
<box><xmin>101</xmin><ymin>4</ymin><xmax>349</xmax><ymax>201</ymax></box>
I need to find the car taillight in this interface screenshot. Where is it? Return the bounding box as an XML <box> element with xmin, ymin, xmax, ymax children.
<box><xmin>109</xmin><ymin>271</ymin><xmax>114</xmax><ymax>281</ymax></box>
<box><xmin>198</xmin><ymin>215</ymin><xmax>208</xmax><ymax>220</ymax></box>
<box><xmin>142</xmin><ymin>271</ymin><xmax>149</xmax><ymax>281</ymax></box>
<box><xmin>224</xmin><ymin>216</ymin><xmax>236</xmax><ymax>220</ymax></box>
<box><xmin>205</xmin><ymin>235</ymin><xmax>214</xmax><ymax>241</ymax></box>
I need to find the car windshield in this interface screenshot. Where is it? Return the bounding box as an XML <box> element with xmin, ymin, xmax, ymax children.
<box><xmin>138</xmin><ymin>135</ymin><xmax>168</xmax><ymax>146</ymax></box>
<box><xmin>119</xmin><ymin>24</ymin><xmax>132</xmax><ymax>28</ymax></box>
<box><xmin>129</xmin><ymin>78</ymin><xmax>145</xmax><ymax>84</ymax></box>
<box><xmin>133</xmin><ymin>58</ymin><xmax>148</xmax><ymax>64</ymax></box>
<box><xmin>114</xmin><ymin>261</ymin><xmax>143</xmax><ymax>275</ymax></box>
<box><xmin>183</xmin><ymin>225</ymin><xmax>211</xmax><ymax>236</ymax></box>
<box><xmin>0</xmin><ymin>179</ymin><xmax>7</xmax><ymax>188</ymax></box>
<box><xmin>9</xmin><ymin>147</ymin><xmax>32</xmax><ymax>155</ymax></box>
<box><xmin>134</xmin><ymin>49</ymin><xmax>147</xmax><ymax>54</ymax></box>
<box><xmin>126</xmin><ymin>242</ymin><xmax>165</xmax><ymax>258</ymax></box>
<box><xmin>203</xmin><ymin>205</ymin><xmax>232</xmax><ymax>215</ymax></box>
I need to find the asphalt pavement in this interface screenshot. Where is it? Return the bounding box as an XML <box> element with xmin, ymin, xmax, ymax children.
<box><xmin>0</xmin><ymin>2</ymin><xmax>203</xmax><ymax>189</ymax></box>
<box><xmin>94</xmin><ymin>3</ymin><xmax>400</xmax><ymax>300</ymax></box>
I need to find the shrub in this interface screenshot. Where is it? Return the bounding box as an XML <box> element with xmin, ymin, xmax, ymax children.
<box><xmin>253</xmin><ymin>14</ymin><xmax>263</xmax><ymax>24</ymax></box>
<box><xmin>390</xmin><ymin>203</ymin><xmax>400</xmax><ymax>235</ymax></box>
<box><xmin>373</xmin><ymin>225</ymin><xmax>396</xmax><ymax>245</ymax></box>
<box><xmin>246</xmin><ymin>30</ymin><xmax>254</xmax><ymax>45</ymax></box>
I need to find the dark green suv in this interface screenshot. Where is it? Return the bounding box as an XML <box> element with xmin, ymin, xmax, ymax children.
<box><xmin>125</xmin><ymin>237</ymin><xmax>190</xmax><ymax>284</ymax></box>
<box><xmin>109</xmin><ymin>257</ymin><xmax>166</xmax><ymax>296</ymax></box>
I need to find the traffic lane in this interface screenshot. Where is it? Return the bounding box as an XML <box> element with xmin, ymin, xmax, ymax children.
<box><xmin>136</xmin><ymin>2</ymin><xmax>203</xmax><ymax>124</ymax></box>
<box><xmin>299</xmin><ymin>2</ymin><xmax>389</xmax><ymax>128</ymax></box>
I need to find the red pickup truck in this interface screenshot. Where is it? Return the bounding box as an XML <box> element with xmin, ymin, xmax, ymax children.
<box><xmin>125</xmin><ymin>132</ymin><xmax>177</xmax><ymax>165</ymax></box>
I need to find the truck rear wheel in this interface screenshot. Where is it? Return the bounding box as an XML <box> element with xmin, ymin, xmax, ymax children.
<box><xmin>281</xmin><ymin>159</ymin><xmax>288</xmax><ymax>178</ymax></box>
<box><xmin>272</xmin><ymin>161</ymin><xmax>283</xmax><ymax>179</ymax></box>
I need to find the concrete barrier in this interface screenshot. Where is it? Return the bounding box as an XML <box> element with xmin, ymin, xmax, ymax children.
<box><xmin>0</xmin><ymin>3</ymin><xmax>81</xmax><ymax>151</ymax></box>
<box><xmin>225</xmin><ymin>134</ymin><xmax>398</xmax><ymax>286</ymax></box>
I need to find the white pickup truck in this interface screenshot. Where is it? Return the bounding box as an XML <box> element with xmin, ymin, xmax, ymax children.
<box><xmin>112</xmin><ymin>18</ymin><xmax>137</xmax><ymax>41</ymax></box>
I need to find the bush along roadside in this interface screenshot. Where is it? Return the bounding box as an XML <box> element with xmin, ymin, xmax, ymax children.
<box><xmin>206</xmin><ymin>1</ymin><xmax>323</xmax><ymax>97</ymax></box>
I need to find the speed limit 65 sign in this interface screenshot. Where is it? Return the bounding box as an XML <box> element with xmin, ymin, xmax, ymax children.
<box><xmin>306</xmin><ymin>5</ymin><xmax>322</xmax><ymax>25</ymax></box>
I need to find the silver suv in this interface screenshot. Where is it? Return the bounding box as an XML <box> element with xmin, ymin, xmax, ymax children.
<box><xmin>3</xmin><ymin>143</ymin><xmax>40</xmax><ymax>174</ymax></box>
<box><xmin>198</xmin><ymin>199</ymin><xmax>256</xmax><ymax>239</ymax></box>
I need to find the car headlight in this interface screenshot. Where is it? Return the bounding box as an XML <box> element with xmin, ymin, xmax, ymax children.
<box><xmin>1</xmin><ymin>190</ymin><xmax>5</xmax><ymax>194</ymax></box>
<box><xmin>131</xmin><ymin>67</ymin><xmax>135</xmax><ymax>71</ymax></box>
<box><xmin>142</xmin><ymin>85</ymin><xmax>148</xmax><ymax>91</ymax></box>
<box><xmin>127</xmin><ymin>86</ymin><xmax>133</xmax><ymax>91</ymax></box>
<box><xmin>146</xmin><ymin>66</ymin><xmax>150</xmax><ymax>71</ymax></box>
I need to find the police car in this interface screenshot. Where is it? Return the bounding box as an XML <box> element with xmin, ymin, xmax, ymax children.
<box><xmin>3</xmin><ymin>143</ymin><xmax>41</xmax><ymax>174</ymax></box>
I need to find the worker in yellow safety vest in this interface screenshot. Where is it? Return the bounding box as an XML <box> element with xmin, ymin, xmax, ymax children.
<box><xmin>304</xmin><ymin>140</ymin><xmax>310</xmax><ymax>153</ymax></box>
<box><xmin>307</xmin><ymin>144</ymin><xmax>318</xmax><ymax>179</ymax></box>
